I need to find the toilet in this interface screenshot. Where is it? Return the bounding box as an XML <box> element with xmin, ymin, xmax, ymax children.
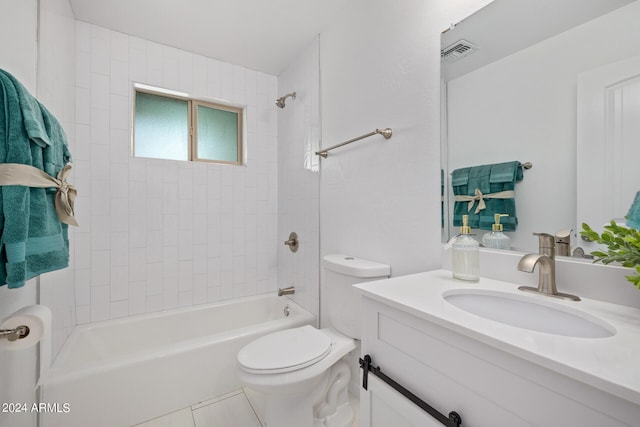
<box><xmin>236</xmin><ymin>254</ymin><xmax>390</xmax><ymax>427</ymax></box>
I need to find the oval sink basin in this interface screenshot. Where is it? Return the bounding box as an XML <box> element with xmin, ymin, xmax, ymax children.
<box><xmin>443</xmin><ymin>290</ymin><xmax>616</xmax><ymax>338</ymax></box>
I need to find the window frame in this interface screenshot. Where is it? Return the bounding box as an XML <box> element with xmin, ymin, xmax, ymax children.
<box><xmin>132</xmin><ymin>86</ymin><xmax>243</xmax><ymax>165</ymax></box>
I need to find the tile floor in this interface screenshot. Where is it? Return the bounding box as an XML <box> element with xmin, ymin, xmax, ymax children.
<box><xmin>133</xmin><ymin>389</ymin><xmax>360</xmax><ymax>427</ymax></box>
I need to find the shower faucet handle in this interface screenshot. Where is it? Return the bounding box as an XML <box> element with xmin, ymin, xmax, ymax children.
<box><xmin>284</xmin><ymin>232</ymin><xmax>299</xmax><ymax>252</ymax></box>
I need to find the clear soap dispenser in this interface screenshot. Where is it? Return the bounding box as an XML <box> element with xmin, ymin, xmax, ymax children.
<box><xmin>482</xmin><ymin>213</ymin><xmax>511</xmax><ymax>250</ymax></box>
<box><xmin>452</xmin><ymin>214</ymin><xmax>480</xmax><ymax>281</ymax></box>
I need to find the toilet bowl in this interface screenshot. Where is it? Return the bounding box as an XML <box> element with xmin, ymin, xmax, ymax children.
<box><xmin>236</xmin><ymin>254</ymin><xmax>390</xmax><ymax>427</ymax></box>
<box><xmin>237</xmin><ymin>326</ymin><xmax>356</xmax><ymax>427</ymax></box>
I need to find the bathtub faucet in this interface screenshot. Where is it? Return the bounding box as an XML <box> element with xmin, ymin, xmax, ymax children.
<box><xmin>278</xmin><ymin>286</ymin><xmax>295</xmax><ymax>296</ymax></box>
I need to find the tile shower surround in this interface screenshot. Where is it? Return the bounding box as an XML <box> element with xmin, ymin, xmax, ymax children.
<box><xmin>74</xmin><ymin>22</ymin><xmax>280</xmax><ymax>324</ymax></box>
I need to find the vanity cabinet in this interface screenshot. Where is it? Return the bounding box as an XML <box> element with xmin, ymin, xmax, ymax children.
<box><xmin>359</xmin><ymin>295</ymin><xmax>640</xmax><ymax>427</ymax></box>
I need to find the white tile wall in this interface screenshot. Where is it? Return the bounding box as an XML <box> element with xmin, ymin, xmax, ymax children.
<box><xmin>277</xmin><ymin>37</ymin><xmax>321</xmax><ymax>320</ymax></box>
<box><xmin>37</xmin><ymin>0</ymin><xmax>77</xmax><ymax>358</ymax></box>
<box><xmin>74</xmin><ymin>23</ymin><xmax>279</xmax><ymax>323</ymax></box>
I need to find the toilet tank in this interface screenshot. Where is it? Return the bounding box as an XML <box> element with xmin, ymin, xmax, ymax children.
<box><xmin>323</xmin><ymin>254</ymin><xmax>390</xmax><ymax>339</ymax></box>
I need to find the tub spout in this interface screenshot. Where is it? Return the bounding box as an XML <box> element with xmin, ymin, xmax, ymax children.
<box><xmin>278</xmin><ymin>286</ymin><xmax>295</xmax><ymax>296</ymax></box>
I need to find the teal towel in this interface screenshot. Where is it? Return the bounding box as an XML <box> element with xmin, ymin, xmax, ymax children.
<box><xmin>627</xmin><ymin>191</ymin><xmax>640</xmax><ymax>230</ymax></box>
<box><xmin>451</xmin><ymin>161</ymin><xmax>523</xmax><ymax>231</ymax></box>
<box><xmin>0</xmin><ymin>68</ymin><xmax>72</xmax><ymax>289</ymax></box>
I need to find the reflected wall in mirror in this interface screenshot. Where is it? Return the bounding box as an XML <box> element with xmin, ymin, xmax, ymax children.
<box><xmin>441</xmin><ymin>0</ymin><xmax>640</xmax><ymax>254</ymax></box>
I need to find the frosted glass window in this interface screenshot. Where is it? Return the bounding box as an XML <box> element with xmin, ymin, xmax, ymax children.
<box><xmin>133</xmin><ymin>87</ymin><xmax>243</xmax><ymax>165</ymax></box>
<box><xmin>134</xmin><ymin>92</ymin><xmax>189</xmax><ymax>161</ymax></box>
<box><xmin>195</xmin><ymin>103</ymin><xmax>241</xmax><ymax>163</ymax></box>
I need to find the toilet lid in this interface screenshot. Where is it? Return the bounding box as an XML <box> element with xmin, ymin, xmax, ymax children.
<box><xmin>238</xmin><ymin>325</ymin><xmax>331</xmax><ymax>374</ymax></box>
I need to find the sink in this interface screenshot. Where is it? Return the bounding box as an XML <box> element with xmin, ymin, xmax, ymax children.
<box><xmin>443</xmin><ymin>290</ymin><xmax>616</xmax><ymax>338</ymax></box>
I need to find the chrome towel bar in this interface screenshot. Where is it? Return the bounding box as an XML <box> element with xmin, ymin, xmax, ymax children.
<box><xmin>316</xmin><ymin>128</ymin><xmax>392</xmax><ymax>158</ymax></box>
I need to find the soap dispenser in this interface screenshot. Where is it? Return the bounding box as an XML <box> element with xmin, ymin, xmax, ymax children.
<box><xmin>452</xmin><ymin>214</ymin><xmax>480</xmax><ymax>281</ymax></box>
<box><xmin>482</xmin><ymin>214</ymin><xmax>511</xmax><ymax>250</ymax></box>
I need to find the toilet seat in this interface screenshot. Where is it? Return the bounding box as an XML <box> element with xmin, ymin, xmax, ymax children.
<box><xmin>237</xmin><ymin>325</ymin><xmax>332</xmax><ymax>374</ymax></box>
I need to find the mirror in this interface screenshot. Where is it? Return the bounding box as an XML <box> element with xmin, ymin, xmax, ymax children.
<box><xmin>441</xmin><ymin>0</ymin><xmax>640</xmax><ymax>253</ymax></box>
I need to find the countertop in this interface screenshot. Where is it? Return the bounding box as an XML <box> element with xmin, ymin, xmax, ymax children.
<box><xmin>354</xmin><ymin>269</ymin><xmax>640</xmax><ymax>405</ymax></box>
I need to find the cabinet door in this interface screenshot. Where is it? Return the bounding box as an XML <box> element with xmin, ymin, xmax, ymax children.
<box><xmin>360</xmin><ymin>297</ymin><xmax>638</xmax><ymax>427</ymax></box>
<box><xmin>361</xmin><ymin>375</ymin><xmax>443</xmax><ymax>427</ymax></box>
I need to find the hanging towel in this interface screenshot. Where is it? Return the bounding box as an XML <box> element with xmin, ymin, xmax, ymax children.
<box><xmin>0</xmin><ymin>68</ymin><xmax>74</xmax><ymax>289</ymax></box>
<box><xmin>626</xmin><ymin>191</ymin><xmax>640</xmax><ymax>230</ymax></box>
<box><xmin>451</xmin><ymin>161</ymin><xmax>523</xmax><ymax>231</ymax></box>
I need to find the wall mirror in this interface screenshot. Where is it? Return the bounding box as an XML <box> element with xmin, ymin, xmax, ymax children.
<box><xmin>441</xmin><ymin>0</ymin><xmax>640</xmax><ymax>254</ymax></box>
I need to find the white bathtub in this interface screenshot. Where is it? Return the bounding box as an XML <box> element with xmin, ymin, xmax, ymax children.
<box><xmin>41</xmin><ymin>294</ymin><xmax>314</xmax><ymax>427</ymax></box>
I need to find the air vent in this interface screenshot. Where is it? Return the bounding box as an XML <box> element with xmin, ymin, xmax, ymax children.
<box><xmin>441</xmin><ymin>39</ymin><xmax>479</xmax><ymax>63</ymax></box>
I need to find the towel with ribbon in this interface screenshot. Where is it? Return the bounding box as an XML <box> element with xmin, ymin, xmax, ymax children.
<box><xmin>0</xmin><ymin>68</ymin><xmax>76</xmax><ymax>288</ymax></box>
<box><xmin>0</xmin><ymin>163</ymin><xmax>77</xmax><ymax>226</ymax></box>
<box><xmin>451</xmin><ymin>161</ymin><xmax>523</xmax><ymax>231</ymax></box>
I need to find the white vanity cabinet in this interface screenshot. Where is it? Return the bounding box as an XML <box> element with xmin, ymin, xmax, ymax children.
<box><xmin>356</xmin><ymin>270</ymin><xmax>640</xmax><ymax>427</ymax></box>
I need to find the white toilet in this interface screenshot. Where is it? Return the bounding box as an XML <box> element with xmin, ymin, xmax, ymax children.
<box><xmin>236</xmin><ymin>254</ymin><xmax>390</xmax><ymax>427</ymax></box>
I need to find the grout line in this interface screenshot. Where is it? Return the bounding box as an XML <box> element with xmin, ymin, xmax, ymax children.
<box><xmin>131</xmin><ymin>406</ymin><xmax>192</xmax><ymax>427</ymax></box>
<box><xmin>190</xmin><ymin>405</ymin><xmax>197</xmax><ymax>427</ymax></box>
<box><xmin>191</xmin><ymin>389</ymin><xmax>244</xmax><ymax>411</ymax></box>
<box><xmin>242</xmin><ymin>389</ymin><xmax>264</xmax><ymax>427</ymax></box>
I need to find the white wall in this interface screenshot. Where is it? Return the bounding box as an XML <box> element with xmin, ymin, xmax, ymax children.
<box><xmin>318</xmin><ymin>0</ymin><xmax>493</xmax><ymax>395</ymax></box>
<box><xmin>0</xmin><ymin>2</ymin><xmax>41</xmax><ymax>425</ymax></box>
<box><xmin>277</xmin><ymin>37</ymin><xmax>321</xmax><ymax>320</ymax></box>
<box><xmin>319</xmin><ymin>0</ymin><xmax>490</xmax><ymax>320</ymax></box>
<box><xmin>37</xmin><ymin>0</ymin><xmax>77</xmax><ymax>361</ymax></box>
<box><xmin>446</xmin><ymin>1</ymin><xmax>640</xmax><ymax>252</ymax></box>
<box><xmin>73</xmin><ymin>23</ymin><xmax>279</xmax><ymax>323</ymax></box>
<box><xmin>320</xmin><ymin>0</ymin><xmax>435</xmax><ymax>282</ymax></box>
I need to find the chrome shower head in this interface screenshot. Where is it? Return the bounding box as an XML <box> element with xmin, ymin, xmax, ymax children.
<box><xmin>275</xmin><ymin>92</ymin><xmax>296</xmax><ymax>108</ymax></box>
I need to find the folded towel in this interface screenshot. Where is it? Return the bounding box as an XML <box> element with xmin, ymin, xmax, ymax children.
<box><xmin>452</xmin><ymin>165</ymin><xmax>493</xmax><ymax>229</ymax></box>
<box><xmin>0</xmin><ymin>68</ymin><xmax>72</xmax><ymax>288</ymax></box>
<box><xmin>451</xmin><ymin>161</ymin><xmax>523</xmax><ymax>231</ymax></box>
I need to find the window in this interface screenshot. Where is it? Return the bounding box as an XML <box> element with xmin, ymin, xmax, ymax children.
<box><xmin>133</xmin><ymin>86</ymin><xmax>243</xmax><ymax>165</ymax></box>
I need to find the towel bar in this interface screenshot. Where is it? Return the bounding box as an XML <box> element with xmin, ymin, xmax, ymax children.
<box><xmin>360</xmin><ymin>354</ymin><xmax>462</xmax><ymax>427</ymax></box>
<box><xmin>316</xmin><ymin>128</ymin><xmax>392</xmax><ymax>158</ymax></box>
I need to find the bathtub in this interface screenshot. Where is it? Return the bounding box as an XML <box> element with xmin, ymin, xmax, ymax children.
<box><xmin>40</xmin><ymin>294</ymin><xmax>314</xmax><ymax>427</ymax></box>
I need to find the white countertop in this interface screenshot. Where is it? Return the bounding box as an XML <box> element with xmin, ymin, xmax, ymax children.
<box><xmin>354</xmin><ymin>269</ymin><xmax>640</xmax><ymax>406</ymax></box>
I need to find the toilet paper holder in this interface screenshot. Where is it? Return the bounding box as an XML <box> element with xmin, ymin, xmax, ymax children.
<box><xmin>0</xmin><ymin>325</ymin><xmax>29</xmax><ymax>342</ymax></box>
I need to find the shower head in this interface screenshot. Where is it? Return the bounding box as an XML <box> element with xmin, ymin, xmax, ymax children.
<box><xmin>275</xmin><ymin>92</ymin><xmax>296</xmax><ymax>108</ymax></box>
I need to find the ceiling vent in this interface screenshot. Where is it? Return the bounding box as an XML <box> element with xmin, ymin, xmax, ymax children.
<box><xmin>441</xmin><ymin>39</ymin><xmax>479</xmax><ymax>63</ymax></box>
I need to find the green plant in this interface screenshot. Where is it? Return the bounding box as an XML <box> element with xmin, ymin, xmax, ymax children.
<box><xmin>580</xmin><ymin>221</ymin><xmax>640</xmax><ymax>290</ymax></box>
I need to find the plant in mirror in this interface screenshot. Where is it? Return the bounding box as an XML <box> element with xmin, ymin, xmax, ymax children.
<box><xmin>581</xmin><ymin>192</ymin><xmax>640</xmax><ymax>289</ymax></box>
<box><xmin>440</xmin><ymin>0</ymin><xmax>640</xmax><ymax>254</ymax></box>
<box><xmin>581</xmin><ymin>222</ymin><xmax>640</xmax><ymax>289</ymax></box>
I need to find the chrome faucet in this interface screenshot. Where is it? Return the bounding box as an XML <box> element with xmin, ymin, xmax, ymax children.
<box><xmin>518</xmin><ymin>233</ymin><xmax>580</xmax><ymax>301</ymax></box>
<box><xmin>277</xmin><ymin>286</ymin><xmax>295</xmax><ymax>296</ymax></box>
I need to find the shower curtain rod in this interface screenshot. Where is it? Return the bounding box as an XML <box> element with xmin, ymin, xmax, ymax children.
<box><xmin>316</xmin><ymin>128</ymin><xmax>392</xmax><ymax>158</ymax></box>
